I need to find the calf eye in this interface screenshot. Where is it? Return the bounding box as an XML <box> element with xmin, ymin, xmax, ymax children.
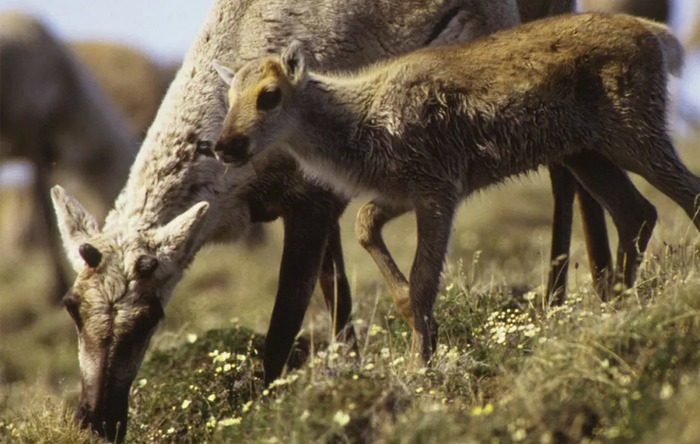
<box><xmin>257</xmin><ymin>86</ymin><xmax>282</xmax><ymax>111</ymax></box>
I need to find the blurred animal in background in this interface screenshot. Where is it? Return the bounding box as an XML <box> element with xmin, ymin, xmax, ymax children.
<box><xmin>578</xmin><ymin>0</ymin><xmax>669</xmax><ymax>22</ymax></box>
<box><xmin>0</xmin><ymin>12</ymin><xmax>175</xmax><ymax>300</ymax></box>
<box><xmin>689</xmin><ymin>15</ymin><xmax>700</xmax><ymax>48</ymax></box>
<box><xmin>70</xmin><ymin>42</ymin><xmax>177</xmax><ymax>138</ymax></box>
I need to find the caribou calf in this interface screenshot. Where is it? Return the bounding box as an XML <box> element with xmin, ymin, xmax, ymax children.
<box><xmin>214</xmin><ymin>13</ymin><xmax>700</xmax><ymax>363</ymax></box>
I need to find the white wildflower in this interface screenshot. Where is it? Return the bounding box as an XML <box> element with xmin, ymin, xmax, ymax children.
<box><xmin>333</xmin><ymin>410</ymin><xmax>350</xmax><ymax>427</ymax></box>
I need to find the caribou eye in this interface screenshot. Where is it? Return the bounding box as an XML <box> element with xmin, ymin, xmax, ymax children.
<box><xmin>123</xmin><ymin>297</ymin><xmax>164</xmax><ymax>343</ymax></box>
<box><xmin>256</xmin><ymin>86</ymin><xmax>282</xmax><ymax>111</ymax></box>
<box><xmin>62</xmin><ymin>291</ymin><xmax>83</xmax><ymax>329</ymax></box>
<box><xmin>146</xmin><ymin>297</ymin><xmax>165</xmax><ymax>324</ymax></box>
<box><xmin>135</xmin><ymin>255</ymin><xmax>159</xmax><ymax>279</ymax></box>
<box><xmin>79</xmin><ymin>243</ymin><xmax>102</xmax><ymax>268</ymax></box>
<box><xmin>195</xmin><ymin>140</ymin><xmax>215</xmax><ymax>158</ymax></box>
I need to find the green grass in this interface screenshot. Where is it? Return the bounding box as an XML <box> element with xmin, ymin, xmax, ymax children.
<box><xmin>2</xmin><ymin>134</ymin><xmax>700</xmax><ymax>443</ymax></box>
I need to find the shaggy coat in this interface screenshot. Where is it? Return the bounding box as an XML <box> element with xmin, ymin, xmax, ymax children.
<box><xmin>215</xmin><ymin>13</ymin><xmax>700</xmax><ymax>362</ymax></box>
<box><xmin>50</xmin><ymin>1</ymin><xmax>544</xmax><ymax>441</ymax></box>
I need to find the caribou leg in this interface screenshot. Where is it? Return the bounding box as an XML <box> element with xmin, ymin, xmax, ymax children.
<box><xmin>564</xmin><ymin>151</ymin><xmax>657</xmax><ymax>297</ymax></box>
<box><xmin>319</xmin><ymin>220</ymin><xmax>357</xmax><ymax>344</ymax></box>
<box><xmin>355</xmin><ymin>199</ymin><xmax>413</xmax><ymax>325</ymax></box>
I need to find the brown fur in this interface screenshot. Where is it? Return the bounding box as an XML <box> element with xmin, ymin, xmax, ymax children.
<box><xmin>216</xmin><ymin>13</ymin><xmax>700</xmax><ymax>365</ymax></box>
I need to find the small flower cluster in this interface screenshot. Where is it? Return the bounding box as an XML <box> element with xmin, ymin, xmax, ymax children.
<box><xmin>208</xmin><ymin>349</ymin><xmax>249</xmax><ymax>375</ymax></box>
<box><xmin>0</xmin><ymin>421</ymin><xmax>19</xmax><ymax>438</ymax></box>
<box><xmin>482</xmin><ymin>307</ymin><xmax>541</xmax><ymax>347</ymax></box>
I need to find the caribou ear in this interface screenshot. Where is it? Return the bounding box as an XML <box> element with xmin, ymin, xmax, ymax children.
<box><xmin>281</xmin><ymin>40</ymin><xmax>307</xmax><ymax>84</ymax></box>
<box><xmin>152</xmin><ymin>201</ymin><xmax>209</xmax><ymax>263</ymax></box>
<box><xmin>51</xmin><ymin>186</ymin><xmax>100</xmax><ymax>271</ymax></box>
<box><xmin>79</xmin><ymin>243</ymin><xmax>102</xmax><ymax>268</ymax></box>
<box><xmin>213</xmin><ymin>60</ymin><xmax>236</xmax><ymax>86</ymax></box>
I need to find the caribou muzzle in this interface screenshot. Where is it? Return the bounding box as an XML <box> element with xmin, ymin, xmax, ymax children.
<box><xmin>214</xmin><ymin>134</ymin><xmax>250</xmax><ymax>166</ymax></box>
<box><xmin>76</xmin><ymin>385</ymin><xmax>130</xmax><ymax>443</ymax></box>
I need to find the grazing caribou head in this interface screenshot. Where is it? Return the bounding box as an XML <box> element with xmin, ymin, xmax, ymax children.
<box><xmin>51</xmin><ymin>186</ymin><xmax>209</xmax><ymax>443</ymax></box>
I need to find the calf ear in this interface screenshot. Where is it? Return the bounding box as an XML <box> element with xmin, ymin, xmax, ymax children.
<box><xmin>213</xmin><ymin>60</ymin><xmax>236</xmax><ymax>86</ymax></box>
<box><xmin>281</xmin><ymin>40</ymin><xmax>307</xmax><ymax>85</ymax></box>
<box><xmin>152</xmin><ymin>201</ymin><xmax>209</xmax><ymax>267</ymax></box>
<box><xmin>51</xmin><ymin>186</ymin><xmax>100</xmax><ymax>272</ymax></box>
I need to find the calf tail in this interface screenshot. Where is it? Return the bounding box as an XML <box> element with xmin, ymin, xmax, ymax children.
<box><xmin>636</xmin><ymin>17</ymin><xmax>684</xmax><ymax>77</ymax></box>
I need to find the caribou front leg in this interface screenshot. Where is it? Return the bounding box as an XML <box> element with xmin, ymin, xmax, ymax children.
<box><xmin>547</xmin><ymin>165</ymin><xmax>577</xmax><ymax>305</ymax></box>
<box><xmin>355</xmin><ymin>200</ymin><xmax>413</xmax><ymax>325</ymax></box>
<box><xmin>410</xmin><ymin>194</ymin><xmax>457</xmax><ymax>365</ymax></box>
<box><xmin>263</xmin><ymin>208</ymin><xmax>334</xmax><ymax>384</ymax></box>
<box><xmin>319</xmin><ymin>220</ymin><xmax>357</xmax><ymax>344</ymax></box>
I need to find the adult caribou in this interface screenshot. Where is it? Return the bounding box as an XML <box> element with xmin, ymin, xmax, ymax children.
<box><xmin>49</xmin><ymin>0</ymin><xmax>629</xmax><ymax>441</ymax></box>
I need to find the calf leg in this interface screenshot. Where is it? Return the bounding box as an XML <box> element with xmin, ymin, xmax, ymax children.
<box><xmin>563</xmin><ymin>152</ymin><xmax>657</xmax><ymax>297</ymax></box>
<box><xmin>319</xmin><ymin>220</ymin><xmax>357</xmax><ymax>344</ymax></box>
<box><xmin>624</xmin><ymin>137</ymin><xmax>700</xmax><ymax>232</ymax></box>
<box><xmin>547</xmin><ymin>165</ymin><xmax>576</xmax><ymax>304</ymax></box>
<box><xmin>577</xmin><ymin>181</ymin><xmax>614</xmax><ymax>296</ymax></box>
<box><xmin>410</xmin><ymin>194</ymin><xmax>458</xmax><ymax>364</ymax></box>
<box><xmin>355</xmin><ymin>200</ymin><xmax>413</xmax><ymax>325</ymax></box>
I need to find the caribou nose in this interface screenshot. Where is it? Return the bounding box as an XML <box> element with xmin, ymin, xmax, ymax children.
<box><xmin>214</xmin><ymin>135</ymin><xmax>250</xmax><ymax>166</ymax></box>
<box><xmin>75</xmin><ymin>401</ymin><xmax>90</xmax><ymax>428</ymax></box>
<box><xmin>75</xmin><ymin>393</ymin><xmax>129</xmax><ymax>443</ymax></box>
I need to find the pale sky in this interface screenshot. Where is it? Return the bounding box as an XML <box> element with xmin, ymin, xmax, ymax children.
<box><xmin>1</xmin><ymin>1</ymin><xmax>698</xmax><ymax>60</ymax></box>
<box><xmin>0</xmin><ymin>0</ymin><xmax>214</xmax><ymax>62</ymax></box>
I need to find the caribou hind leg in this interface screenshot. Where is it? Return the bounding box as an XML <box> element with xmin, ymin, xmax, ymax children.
<box><xmin>576</xmin><ymin>178</ymin><xmax>615</xmax><ymax>297</ymax></box>
<box><xmin>622</xmin><ymin>136</ymin><xmax>700</xmax><ymax>232</ymax></box>
<box><xmin>563</xmin><ymin>151</ymin><xmax>657</xmax><ymax>297</ymax></box>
